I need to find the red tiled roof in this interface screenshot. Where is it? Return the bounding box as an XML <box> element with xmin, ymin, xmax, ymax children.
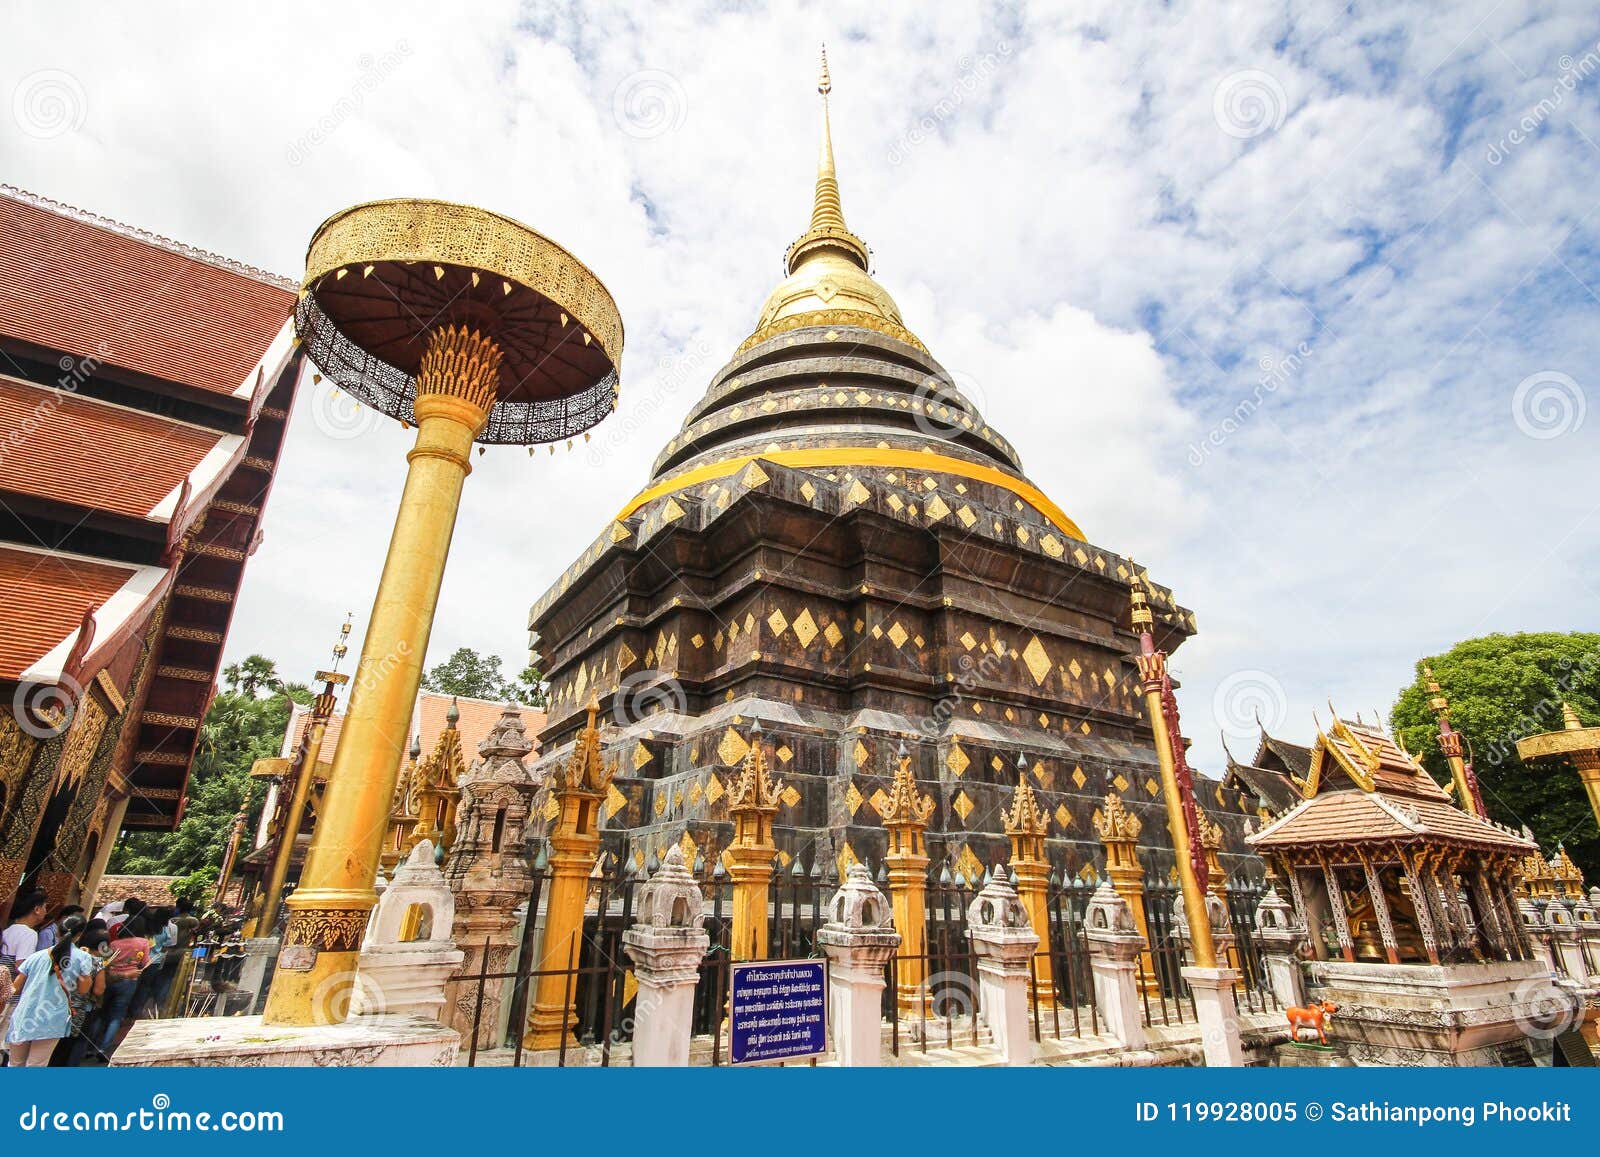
<box><xmin>415</xmin><ymin>693</ymin><xmax>544</xmax><ymax>764</ymax></box>
<box><xmin>285</xmin><ymin>706</ymin><xmax>348</xmax><ymax>762</ymax></box>
<box><xmin>0</xmin><ymin>377</ymin><xmax>227</xmax><ymax>519</ymax></box>
<box><xmin>280</xmin><ymin>693</ymin><xmax>544</xmax><ymax>780</ymax></box>
<box><xmin>0</xmin><ymin>545</ymin><xmax>140</xmax><ymax>680</ymax></box>
<box><xmin>0</xmin><ymin>189</ymin><xmax>294</xmax><ymax>398</ymax></box>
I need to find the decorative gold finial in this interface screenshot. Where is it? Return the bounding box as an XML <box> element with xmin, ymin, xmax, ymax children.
<box><xmin>331</xmin><ymin>614</ymin><xmax>352</xmax><ymax>671</ymax></box>
<box><xmin>1563</xmin><ymin>701</ymin><xmax>1584</xmax><ymax>730</ymax></box>
<box><xmin>551</xmin><ymin>695</ymin><xmax>612</xmax><ymax>796</ymax></box>
<box><xmin>881</xmin><ymin>741</ymin><xmax>934</xmax><ymax>828</ymax></box>
<box><xmin>1003</xmin><ymin>769</ymin><xmax>1049</xmax><ymax>838</ymax></box>
<box><xmin>1094</xmin><ymin>791</ymin><xmax>1142</xmax><ymax>842</ymax></box>
<box><xmin>818</xmin><ymin>43</ymin><xmax>831</xmax><ymax>95</ymax></box>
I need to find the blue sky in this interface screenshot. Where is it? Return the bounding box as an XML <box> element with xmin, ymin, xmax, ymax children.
<box><xmin>4</xmin><ymin>0</ymin><xmax>1596</xmax><ymax>773</ymax></box>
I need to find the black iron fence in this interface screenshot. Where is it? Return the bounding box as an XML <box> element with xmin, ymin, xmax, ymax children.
<box><xmin>459</xmin><ymin>852</ymin><xmax>1285</xmax><ymax>1065</ymax></box>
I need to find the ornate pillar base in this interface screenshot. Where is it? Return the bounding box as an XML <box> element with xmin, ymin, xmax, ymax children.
<box><xmin>1181</xmin><ymin>965</ymin><xmax>1245</xmax><ymax>1067</ymax></box>
<box><xmin>1085</xmin><ymin>884</ymin><xmax>1147</xmax><ymax>1049</ymax></box>
<box><xmin>623</xmin><ymin>926</ymin><xmax>708</xmax><ymax>1067</ymax></box>
<box><xmin>817</xmin><ymin>923</ymin><xmax>899</xmax><ymax>1067</ymax></box>
<box><xmin>966</xmin><ymin>876</ymin><xmax>1039</xmax><ymax>1067</ymax></box>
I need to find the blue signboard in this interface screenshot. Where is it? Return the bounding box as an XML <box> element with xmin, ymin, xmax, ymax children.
<box><xmin>729</xmin><ymin>959</ymin><xmax>828</xmax><ymax>1065</ymax></box>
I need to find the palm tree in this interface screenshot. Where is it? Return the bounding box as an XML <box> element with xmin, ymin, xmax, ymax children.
<box><xmin>236</xmin><ymin>655</ymin><xmax>279</xmax><ymax>698</ymax></box>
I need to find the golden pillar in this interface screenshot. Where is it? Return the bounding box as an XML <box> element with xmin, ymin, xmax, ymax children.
<box><xmin>1131</xmin><ymin>581</ymin><xmax>1217</xmax><ymax>969</ymax></box>
<box><xmin>524</xmin><ymin>699</ymin><xmax>612</xmax><ymax>1050</ymax></box>
<box><xmin>259</xmin><ymin>622</ymin><xmax>352</xmax><ymax>937</ymax></box>
<box><xmin>881</xmin><ymin>741</ymin><xmax>933</xmax><ymax>1011</ymax></box>
<box><xmin>1424</xmin><ymin>667</ymin><xmax>1481</xmax><ymax>816</ymax></box>
<box><xmin>1517</xmin><ymin>702</ymin><xmax>1600</xmax><ymax>831</ymax></box>
<box><xmin>263</xmin><ymin>328</ymin><xmax>499</xmax><ymax>1025</ymax></box>
<box><xmin>727</xmin><ymin>722</ymin><xmax>783</xmax><ymax>962</ymax></box>
<box><xmin>1196</xmin><ymin>810</ymin><xmax>1245</xmax><ymax>982</ymax></box>
<box><xmin>262</xmin><ymin>197</ymin><xmax>621</xmax><ymax>1026</ymax></box>
<box><xmin>1003</xmin><ymin>758</ymin><xmax>1054</xmax><ymax>1004</ymax></box>
<box><xmin>1094</xmin><ymin>792</ymin><xmax>1156</xmax><ymax>994</ymax></box>
<box><xmin>213</xmin><ymin>798</ymin><xmax>251</xmax><ymax>907</ymax></box>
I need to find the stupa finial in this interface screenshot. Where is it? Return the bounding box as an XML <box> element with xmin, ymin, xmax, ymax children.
<box><xmin>787</xmin><ymin>44</ymin><xmax>867</xmax><ymax>273</ymax></box>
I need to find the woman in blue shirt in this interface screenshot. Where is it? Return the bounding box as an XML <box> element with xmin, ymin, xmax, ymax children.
<box><xmin>6</xmin><ymin>916</ymin><xmax>90</xmax><ymax>1067</ymax></box>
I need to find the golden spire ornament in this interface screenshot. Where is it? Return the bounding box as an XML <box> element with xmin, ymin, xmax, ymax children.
<box><xmin>786</xmin><ymin>44</ymin><xmax>869</xmax><ymax>274</ymax></box>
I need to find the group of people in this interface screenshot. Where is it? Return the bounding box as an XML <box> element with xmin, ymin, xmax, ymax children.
<box><xmin>0</xmin><ymin>890</ymin><xmax>199</xmax><ymax>1066</ymax></box>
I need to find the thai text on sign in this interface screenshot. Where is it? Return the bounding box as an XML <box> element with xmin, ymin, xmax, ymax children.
<box><xmin>729</xmin><ymin>959</ymin><xmax>828</xmax><ymax>1064</ymax></box>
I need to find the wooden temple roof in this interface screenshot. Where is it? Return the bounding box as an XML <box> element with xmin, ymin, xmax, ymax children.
<box><xmin>0</xmin><ymin>377</ymin><xmax>237</xmax><ymax>522</ymax></box>
<box><xmin>0</xmin><ymin>188</ymin><xmax>301</xmax><ymax>828</ymax></box>
<box><xmin>0</xmin><ymin>546</ymin><xmax>160</xmax><ymax>682</ymax></box>
<box><xmin>0</xmin><ymin>187</ymin><xmax>294</xmax><ymax>399</ymax></box>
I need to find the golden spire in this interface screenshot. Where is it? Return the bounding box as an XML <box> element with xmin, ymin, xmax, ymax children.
<box><xmin>881</xmin><ymin>741</ymin><xmax>934</xmax><ymax>828</ymax></box>
<box><xmin>556</xmin><ymin>696</ymin><xmax>612</xmax><ymax>795</ymax></box>
<box><xmin>1003</xmin><ymin>766</ymin><xmax>1049</xmax><ymax>838</ymax></box>
<box><xmin>1563</xmin><ymin>701</ymin><xmax>1584</xmax><ymax>730</ymax></box>
<box><xmin>729</xmin><ymin>720</ymin><xmax>784</xmax><ymax>814</ymax></box>
<box><xmin>1094</xmin><ymin>791</ymin><xmax>1142</xmax><ymax>842</ymax></box>
<box><xmin>785</xmin><ymin>44</ymin><xmax>869</xmax><ymax>274</ymax></box>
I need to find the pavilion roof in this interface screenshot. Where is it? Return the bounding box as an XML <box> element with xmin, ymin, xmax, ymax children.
<box><xmin>1222</xmin><ymin>757</ymin><xmax>1302</xmax><ymax>814</ymax></box>
<box><xmin>1247</xmin><ymin>715</ymin><xmax>1532</xmax><ymax>854</ymax></box>
<box><xmin>0</xmin><ymin>187</ymin><xmax>294</xmax><ymax>400</ymax></box>
<box><xmin>1248</xmin><ymin>790</ymin><xmax>1535</xmax><ymax>853</ymax></box>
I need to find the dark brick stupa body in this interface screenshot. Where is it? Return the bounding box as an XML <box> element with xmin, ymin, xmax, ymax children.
<box><xmin>528</xmin><ymin>68</ymin><xmax>1264</xmax><ymax>890</ymax></box>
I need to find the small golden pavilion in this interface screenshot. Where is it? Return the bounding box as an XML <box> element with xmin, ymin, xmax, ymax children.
<box><xmin>1247</xmin><ymin>716</ymin><xmax>1535</xmax><ymax>966</ymax></box>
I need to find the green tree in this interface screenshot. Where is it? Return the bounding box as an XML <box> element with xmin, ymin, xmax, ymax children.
<box><xmin>420</xmin><ymin>646</ymin><xmax>530</xmax><ymax>702</ymax></box>
<box><xmin>514</xmin><ymin>664</ymin><xmax>548</xmax><ymax>707</ymax></box>
<box><xmin>169</xmin><ymin>865</ymin><xmax>219</xmax><ymax>905</ymax></box>
<box><xmin>108</xmin><ymin>656</ymin><xmax>309</xmax><ymax>878</ymax></box>
<box><xmin>1390</xmin><ymin>632</ymin><xmax>1600</xmax><ymax>882</ymax></box>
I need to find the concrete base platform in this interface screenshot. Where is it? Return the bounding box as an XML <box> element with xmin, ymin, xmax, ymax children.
<box><xmin>1308</xmin><ymin>958</ymin><xmax>1575</xmax><ymax>1066</ymax></box>
<box><xmin>111</xmin><ymin>1014</ymin><xmax>459</xmax><ymax>1068</ymax></box>
<box><xmin>1274</xmin><ymin>1041</ymin><xmax>1355</xmax><ymax>1067</ymax></box>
